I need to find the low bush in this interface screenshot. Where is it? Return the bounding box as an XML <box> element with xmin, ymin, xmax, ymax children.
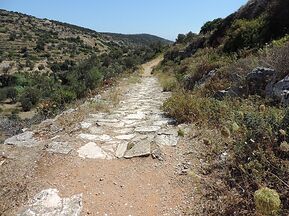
<box><xmin>51</xmin><ymin>88</ymin><xmax>77</xmax><ymax>106</ymax></box>
<box><xmin>162</xmin><ymin>88</ymin><xmax>289</xmax><ymax>214</ymax></box>
<box><xmin>163</xmin><ymin>91</ymin><xmax>232</xmax><ymax>124</ymax></box>
<box><xmin>6</xmin><ymin>87</ymin><xmax>18</xmax><ymax>102</ymax></box>
<box><xmin>0</xmin><ymin>88</ymin><xmax>7</xmax><ymax>101</ymax></box>
<box><xmin>20</xmin><ymin>87</ymin><xmax>40</xmax><ymax>111</ymax></box>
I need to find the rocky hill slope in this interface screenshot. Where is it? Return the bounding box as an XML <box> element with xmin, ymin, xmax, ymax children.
<box><xmin>156</xmin><ymin>0</ymin><xmax>289</xmax><ymax>214</ymax></box>
<box><xmin>0</xmin><ymin>9</ymin><xmax>171</xmax><ymax>76</ymax></box>
<box><xmin>0</xmin><ymin>9</ymin><xmax>170</xmax><ymax>141</ymax></box>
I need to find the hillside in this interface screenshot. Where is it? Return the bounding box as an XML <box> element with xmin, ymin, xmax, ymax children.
<box><xmin>156</xmin><ymin>0</ymin><xmax>289</xmax><ymax>214</ymax></box>
<box><xmin>0</xmin><ymin>9</ymin><xmax>170</xmax><ymax>76</ymax></box>
<box><xmin>103</xmin><ymin>33</ymin><xmax>172</xmax><ymax>47</ymax></box>
<box><xmin>0</xmin><ymin>9</ymin><xmax>170</xmax><ymax>139</ymax></box>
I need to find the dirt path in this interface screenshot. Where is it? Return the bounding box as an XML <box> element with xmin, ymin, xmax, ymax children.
<box><xmin>1</xmin><ymin>58</ymin><xmax>197</xmax><ymax>216</ymax></box>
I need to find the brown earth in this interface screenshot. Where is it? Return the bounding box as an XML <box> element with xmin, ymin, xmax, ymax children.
<box><xmin>0</xmin><ymin>58</ymin><xmax>206</xmax><ymax>215</ymax></box>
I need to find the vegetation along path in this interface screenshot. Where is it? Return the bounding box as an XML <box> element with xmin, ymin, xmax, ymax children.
<box><xmin>1</xmin><ymin>58</ymin><xmax>195</xmax><ymax>215</ymax></box>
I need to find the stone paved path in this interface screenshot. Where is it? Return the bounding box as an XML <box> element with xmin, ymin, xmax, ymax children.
<box><xmin>2</xmin><ymin>58</ymin><xmax>186</xmax><ymax>216</ymax></box>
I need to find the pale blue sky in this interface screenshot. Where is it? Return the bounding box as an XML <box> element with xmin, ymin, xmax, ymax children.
<box><xmin>0</xmin><ymin>0</ymin><xmax>247</xmax><ymax>40</ymax></box>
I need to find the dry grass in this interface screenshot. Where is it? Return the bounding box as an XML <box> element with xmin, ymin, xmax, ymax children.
<box><xmin>155</xmin><ymin>70</ymin><xmax>178</xmax><ymax>92</ymax></box>
<box><xmin>126</xmin><ymin>70</ymin><xmax>142</xmax><ymax>84</ymax></box>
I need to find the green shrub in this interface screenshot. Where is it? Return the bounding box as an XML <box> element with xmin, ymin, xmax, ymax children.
<box><xmin>271</xmin><ymin>35</ymin><xmax>289</xmax><ymax>47</ymax></box>
<box><xmin>8</xmin><ymin>32</ymin><xmax>17</xmax><ymax>41</ymax></box>
<box><xmin>35</xmin><ymin>39</ymin><xmax>45</xmax><ymax>52</ymax></box>
<box><xmin>200</xmin><ymin>18</ymin><xmax>223</xmax><ymax>34</ymax></box>
<box><xmin>254</xmin><ymin>187</ymin><xmax>281</xmax><ymax>215</ymax></box>
<box><xmin>52</xmin><ymin>88</ymin><xmax>76</xmax><ymax>105</ymax></box>
<box><xmin>85</xmin><ymin>67</ymin><xmax>103</xmax><ymax>89</ymax></box>
<box><xmin>6</xmin><ymin>87</ymin><xmax>18</xmax><ymax>102</ymax></box>
<box><xmin>224</xmin><ymin>16</ymin><xmax>266</xmax><ymax>52</ymax></box>
<box><xmin>176</xmin><ymin>34</ymin><xmax>186</xmax><ymax>43</ymax></box>
<box><xmin>162</xmin><ymin>91</ymin><xmax>230</xmax><ymax>124</ymax></box>
<box><xmin>20</xmin><ymin>87</ymin><xmax>40</xmax><ymax>111</ymax></box>
<box><xmin>0</xmin><ymin>88</ymin><xmax>8</xmax><ymax>101</ymax></box>
<box><xmin>20</xmin><ymin>97</ymin><xmax>33</xmax><ymax>112</ymax></box>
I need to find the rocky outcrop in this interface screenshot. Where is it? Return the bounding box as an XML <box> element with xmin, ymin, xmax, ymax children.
<box><xmin>213</xmin><ymin>67</ymin><xmax>289</xmax><ymax>104</ymax></box>
<box><xmin>246</xmin><ymin>67</ymin><xmax>276</xmax><ymax>97</ymax></box>
<box><xmin>272</xmin><ymin>76</ymin><xmax>289</xmax><ymax>106</ymax></box>
<box><xmin>196</xmin><ymin>70</ymin><xmax>217</xmax><ymax>87</ymax></box>
<box><xmin>214</xmin><ymin>86</ymin><xmax>246</xmax><ymax>100</ymax></box>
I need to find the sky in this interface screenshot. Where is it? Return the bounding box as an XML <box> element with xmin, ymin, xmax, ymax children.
<box><xmin>0</xmin><ymin>0</ymin><xmax>248</xmax><ymax>41</ymax></box>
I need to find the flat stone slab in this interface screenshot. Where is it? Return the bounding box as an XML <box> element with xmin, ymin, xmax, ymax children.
<box><xmin>124</xmin><ymin>112</ymin><xmax>146</xmax><ymax>120</ymax></box>
<box><xmin>77</xmin><ymin>142</ymin><xmax>111</xmax><ymax>159</ymax></box>
<box><xmin>155</xmin><ymin>134</ymin><xmax>179</xmax><ymax>147</ymax></box>
<box><xmin>97</xmin><ymin>122</ymin><xmax>125</xmax><ymax>128</ymax></box>
<box><xmin>88</xmin><ymin>126</ymin><xmax>105</xmax><ymax>134</ymax></box>
<box><xmin>89</xmin><ymin>113</ymin><xmax>106</xmax><ymax>118</ymax></box>
<box><xmin>135</xmin><ymin>126</ymin><xmax>161</xmax><ymax>134</ymax></box>
<box><xmin>114</xmin><ymin>128</ymin><xmax>134</xmax><ymax>134</ymax></box>
<box><xmin>153</xmin><ymin>120</ymin><xmax>169</xmax><ymax>126</ymax></box>
<box><xmin>46</xmin><ymin>142</ymin><xmax>73</xmax><ymax>154</ymax></box>
<box><xmin>17</xmin><ymin>189</ymin><xmax>82</xmax><ymax>216</ymax></box>
<box><xmin>96</xmin><ymin>119</ymin><xmax>119</xmax><ymax>123</ymax></box>
<box><xmin>115</xmin><ymin>134</ymin><xmax>136</xmax><ymax>140</ymax></box>
<box><xmin>121</xmin><ymin>119</ymin><xmax>137</xmax><ymax>125</ymax></box>
<box><xmin>124</xmin><ymin>141</ymin><xmax>151</xmax><ymax>159</ymax></box>
<box><xmin>78</xmin><ymin>133</ymin><xmax>112</xmax><ymax>142</ymax></box>
<box><xmin>115</xmin><ymin>142</ymin><xmax>128</xmax><ymax>158</ymax></box>
<box><xmin>4</xmin><ymin>131</ymin><xmax>38</xmax><ymax>147</ymax></box>
<box><xmin>80</xmin><ymin>122</ymin><xmax>92</xmax><ymax>129</ymax></box>
<box><xmin>101</xmin><ymin>144</ymin><xmax>116</xmax><ymax>153</ymax></box>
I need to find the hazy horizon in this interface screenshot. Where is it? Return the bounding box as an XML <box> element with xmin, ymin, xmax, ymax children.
<box><xmin>1</xmin><ymin>0</ymin><xmax>247</xmax><ymax>41</ymax></box>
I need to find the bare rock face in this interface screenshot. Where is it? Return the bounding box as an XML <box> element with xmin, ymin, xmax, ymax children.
<box><xmin>17</xmin><ymin>189</ymin><xmax>82</xmax><ymax>216</ymax></box>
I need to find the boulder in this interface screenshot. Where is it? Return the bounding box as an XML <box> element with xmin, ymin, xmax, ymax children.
<box><xmin>214</xmin><ymin>86</ymin><xmax>245</xmax><ymax>100</ymax></box>
<box><xmin>184</xmin><ymin>70</ymin><xmax>217</xmax><ymax>90</ymax></box>
<box><xmin>246</xmin><ymin>67</ymin><xmax>276</xmax><ymax>96</ymax></box>
<box><xmin>272</xmin><ymin>76</ymin><xmax>289</xmax><ymax>105</ymax></box>
<box><xmin>196</xmin><ymin>70</ymin><xmax>217</xmax><ymax>87</ymax></box>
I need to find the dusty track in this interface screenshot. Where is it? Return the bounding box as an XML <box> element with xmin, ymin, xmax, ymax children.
<box><xmin>1</xmin><ymin>58</ymin><xmax>198</xmax><ymax>215</ymax></box>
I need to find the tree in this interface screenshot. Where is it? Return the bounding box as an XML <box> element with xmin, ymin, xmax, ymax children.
<box><xmin>200</xmin><ymin>18</ymin><xmax>223</xmax><ymax>34</ymax></box>
<box><xmin>20</xmin><ymin>87</ymin><xmax>40</xmax><ymax>111</ymax></box>
<box><xmin>185</xmin><ymin>31</ymin><xmax>197</xmax><ymax>42</ymax></box>
<box><xmin>176</xmin><ymin>34</ymin><xmax>186</xmax><ymax>43</ymax></box>
<box><xmin>6</xmin><ymin>87</ymin><xmax>18</xmax><ymax>103</ymax></box>
<box><xmin>35</xmin><ymin>39</ymin><xmax>45</xmax><ymax>52</ymax></box>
